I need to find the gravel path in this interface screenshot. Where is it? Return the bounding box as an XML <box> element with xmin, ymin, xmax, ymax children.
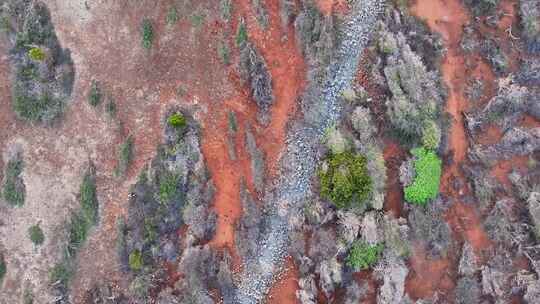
<box><xmin>234</xmin><ymin>1</ymin><xmax>384</xmax><ymax>303</ymax></box>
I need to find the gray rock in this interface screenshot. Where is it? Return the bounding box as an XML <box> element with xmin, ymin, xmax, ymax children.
<box><xmin>458</xmin><ymin>242</ymin><xmax>478</xmax><ymax>276</ymax></box>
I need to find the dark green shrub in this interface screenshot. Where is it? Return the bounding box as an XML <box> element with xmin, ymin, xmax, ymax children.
<box><xmin>228</xmin><ymin>111</ymin><xmax>238</xmax><ymax>133</ymax></box>
<box><xmin>28</xmin><ymin>224</ymin><xmax>45</xmax><ymax>245</ymax></box>
<box><xmin>404</xmin><ymin>147</ymin><xmax>442</xmax><ymax>205</ymax></box>
<box><xmin>12</xmin><ymin>90</ymin><xmax>63</xmax><ymax>123</ymax></box>
<box><xmin>2</xmin><ymin>156</ymin><xmax>25</xmax><ymax>207</ymax></box>
<box><xmin>318</xmin><ymin>151</ymin><xmax>372</xmax><ymax>209</ymax></box>
<box><xmin>106</xmin><ymin>99</ymin><xmax>117</xmax><ymax>117</ymax></box>
<box><xmin>88</xmin><ymin>81</ymin><xmax>102</xmax><ymax>107</ymax></box>
<box><xmin>115</xmin><ymin>136</ymin><xmax>134</xmax><ymax>177</ymax></box>
<box><xmin>129</xmin><ymin>250</ymin><xmax>143</xmax><ymax>271</ymax></box>
<box><xmin>346</xmin><ymin>241</ymin><xmax>383</xmax><ymax>270</ymax></box>
<box><xmin>190</xmin><ymin>14</ymin><xmax>205</xmax><ymax>28</ymax></box>
<box><xmin>141</xmin><ymin>19</ymin><xmax>154</xmax><ymax>49</ymax></box>
<box><xmin>0</xmin><ymin>255</ymin><xmax>5</xmax><ymax>283</ymax></box>
<box><xmin>167</xmin><ymin>113</ymin><xmax>186</xmax><ymax>129</ymax></box>
<box><xmin>28</xmin><ymin>47</ymin><xmax>45</xmax><ymax>61</ymax></box>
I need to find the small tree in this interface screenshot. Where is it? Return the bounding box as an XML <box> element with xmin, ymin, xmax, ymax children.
<box><xmin>141</xmin><ymin>19</ymin><xmax>154</xmax><ymax>49</ymax></box>
<box><xmin>28</xmin><ymin>47</ymin><xmax>45</xmax><ymax>61</ymax></box>
<box><xmin>88</xmin><ymin>81</ymin><xmax>102</xmax><ymax>107</ymax></box>
<box><xmin>168</xmin><ymin>113</ymin><xmax>186</xmax><ymax>129</ymax></box>
<box><xmin>346</xmin><ymin>241</ymin><xmax>383</xmax><ymax>270</ymax></box>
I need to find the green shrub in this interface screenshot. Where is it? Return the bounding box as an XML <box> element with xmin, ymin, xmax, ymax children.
<box><xmin>141</xmin><ymin>19</ymin><xmax>154</xmax><ymax>49</ymax></box>
<box><xmin>422</xmin><ymin>120</ymin><xmax>441</xmax><ymax>150</ymax></box>
<box><xmin>220</xmin><ymin>0</ymin><xmax>232</xmax><ymax>21</ymax></box>
<box><xmin>28</xmin><ymin>47</ymin><xmax>45</xmax><ymax>61</ymax></box>
<box><xmin>115</xmin><ymin>136</ymin><xmax>134</xmax><ymax>177</ymax></box>
<box><xmin>404</xmin><ymin>147</ymin><xmax>442</xmax><ymax>205</ymax></box>
<box><xmin>2</xmin><ymin>156</ymin><xmax>25</xmax><ymax>207</ymax></box>
<box><xmin>0</xmin><ymin>255</ymin><xmax>5</xmax><ymax>283</ymax></box>
<box><xmin>166</xmin><ymin>7</ymin><xmax>178</xmax><ymax>26</ymax></box>
<box><xmin>49</xmin><ymin>262</ymin><xmax>72</xmax><ymax>285</ymax></box>
<box><xmin>28</xmin><ymin>224</ymin><xmax>45</xmax><ymax>245</ymax></box>
<box><xmin>190</xmin><ymin>14</ymin><xmax>205</xmax><ymax>28</ymax></box>
<box><xmin>23</xmin><ymin>288</ymin><xmax>33</xmax><ymax>304</ymax></box>
<box><xmin>318</xmin><ymin>151</ymin><xmax>372</xmax><ymax>209</ymax></box>
<box><xmin>88</xmin><ymin>81</ymin><xmax>102</xmax><ymax>107</ymax></box>
<box><xmin>159</xmin><ymin>172</ymin><xmax>181</xmax><ymax>204</ymax></box>
<box><xmin>236</xmin><ymin>20</ymin><xmax>248</xmax><ymax>46</ymax></box>
<box><xmin>346</xmin><ymin>241</ymin><xmax>383</xmax><ymax>270</ymax></box>
<box><xmin>80</xmin><ymin>171</ymin><xmax>98</xmax><ymax>225</ymax></box>
<box><xmin>67</xmin><ymin>213</ymin><xmax>89</xmax><ymax>256</ymax></box>
<box><xmin>168</xmin><ymin>113</ymin><xmax>186</xmax><ymax>129</ymax></box>
<box><xmin>106</xmin><ymin>99</ymin><xmax>117</xmax><ymax>117</ymax></box>
<box><xmin>228</xmin><ymin>111</ymin><xmax>238</xmax><ymax>133</ymax></box>
<box><xmin>129</xmin><ymin>250</ymin><xmax>143</xmax><ymax>271</ymax></box>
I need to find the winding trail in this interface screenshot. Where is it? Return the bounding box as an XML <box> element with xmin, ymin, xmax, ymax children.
<box><xmin>233</xmin><ymin>1</ymin><xmax>384</xmax><ymax>302</ymax></box>
<box><xmin>408</xmin><ymin>0</ymin><xmax>492</xmax><ymax>298</ymax></box>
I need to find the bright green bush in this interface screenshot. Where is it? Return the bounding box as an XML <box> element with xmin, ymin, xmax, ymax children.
<box><xmin>168</xmin><ymin>113</ymin><xmax>186</xmax><ymax>129</ymax></box>
<box><xmin>236</xmin><ymin>20</ymin><xmax>248</xmax><ymax>46</ymax></box>
<box><xmin>404</xmin><ymin>147</ymin><xmax>442</xmax><ymax>205</ymax></box>
<box><xmin>319</xmin><ymin>151</ymin><xmax>372</xmax><ymax>209</ymax></box>
<box><xmin>28</xmin><ymin>224</ymin><xmax>45</xmax><ymax>245</ymax></box>
<box><xmin>141</xmin><ymin>19</ymin><xmax>154</xmax><ymax>49</ymax></box>
<box><xmin>346</xmin><ymin>241</ymin><xmax>383</xmax><ymax>270</ymax></box>
<box><xmin>129</xmin><ymin>250</ymin><xmax>143</xmax><ymax>271</ymax></box>
<box><xmin>28</xmin><ymin>47</ymin><xmax>45</xmax><ymax>61</ymax></box>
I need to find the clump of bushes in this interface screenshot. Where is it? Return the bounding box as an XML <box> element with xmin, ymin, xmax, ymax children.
<box><xmin>6</xmin><ymin>2</ymin><xmax>75</xmax><ymax>123</ymax></box>
<box><xmin>141</xmin><ymin>19</ymin><xmax>154</xmax><ymax>49</ymax></box>
<box><xmin>2</xmin><ymin>154</ymin><xmax>25</xmax><ymax>207</ymax></box>
<box><xmin>167</xmin><ymin>113</ymin><xmax>186</xmax><ymax>129</ymax></box>
<box><xmin>28</xmin><ymin>224</ymin><xmax>45</xmax><ymax>245</ymax></box>
<box><xmin>404</xmin><ymin>147</ymin><xmax>442</xmax><ymax>205</ymax></box>
<box><xmin>115</xmin><ymin>136</ymin><xmax>134</xmax><ymax>177</ymax></box>
<box><xmin>319</xmin><ymin>151</ymin><xmax>372</xmax><ymax>209</ymax></box>
<box><xmin>129</xmin><ymin>250</ymin><xmax>143</xmax><ymax>271</ymax></box>
<box><xmin>88</xmin><ymin>80</ymin><xmax>102</xmax><ymax>107</ymax></box>
<box><xmin>346</xmin><ymin>241</ymin><xmax>383</xmax><ymax>270</ymax></box>
<box><xmin>463</xmin><ymin>0</ymin><xmax>500</xmax><ymax>16</ymax></box>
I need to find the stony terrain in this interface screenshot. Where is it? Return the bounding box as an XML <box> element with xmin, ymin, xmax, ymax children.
<box><xmin>0</xmin><ymin>0</ymin><xmax>538</xmax><ymax>304</ymax></box>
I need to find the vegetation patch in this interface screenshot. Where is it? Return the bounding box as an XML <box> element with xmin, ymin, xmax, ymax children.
<box><xmin>141</xmin><ymin>19</ymin><xmax>154</xmax><ymax>49</ymax></box>
<box><xmin>404</xmin><ymin>147</ymin><xmax>442</xmax><ymax>205</ymax></box>
<box><xmin>50</xmin><ymin>166</ymin><xmax>98</xmax><ymax>288</ymax></box>
<box><xmin>236</xmin><ymin>19</ymin><xmax>248</xmax><ymax>46</ymax></box>
<box><xmin>319</xmin><ymin>151</ymin><xmax>372</xmax><ymax>209</ymax></box>
<box><xmin>166</xmin><ymin>6</ymin><xmax>178</xmax><ymax>26</ymax></box>
<box><xmin>346</xmin><ymin>241</ymin><xmax>383</xmax><ymax>270</ymax></box>
<box><xmin>115</xmin><ymin>135</ymin><xmax>134</xmax><ymax>177</ymax></box>
<box><xmin>5</xmin><ymin>1</ymin><xmax>75</xmax><ymax>123</ymax></box>
<box><xmin>28</xmin><ymin>224</ymin><xmax>45</xmax><ymax>245</ymax></box>
<box><xmin>2</xmin><ymin>155</ymin><xmax>25</xmax><ymax>207</ymax></box>
<box><xmin>0</xmin><ymin>254</ymin><xmax>5</xmax><ymax>283</ymax></box>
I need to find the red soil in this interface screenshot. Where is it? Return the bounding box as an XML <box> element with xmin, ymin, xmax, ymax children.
<box><xmin>383</xmin><ymin>139</ymin><xmax>407</xmax><ymax>218</ymax></box>
<box><xmin>266</xmin><ymin>257</ymin><xmax>300</xmax><ymax>304</ymax></box>
<box><xmin>405</xmin><ymin>246</ymin><xmax>454</xmax><ymax>299</ymax></box>
<box><xmin>490</xmin><ymin>155</ymin><xmax>529</xmax><ymax>189</ymax></box>
<box><xmin>316</xmin><ymin>0</ymin><xmax>350</xmax><ymax>16</ymax></box>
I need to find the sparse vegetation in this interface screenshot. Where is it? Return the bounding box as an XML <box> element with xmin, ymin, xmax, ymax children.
<box><xmin>115</xmin><ymin>136</ymin><xmax>134</xmax><ymax>177</ymax></box>
<box><xmin>106</xmin><ymin>99</ymin><xmax>117</xmax><ymax>117</ymax></box>
<box><xmin>50</xmin><ymin>166</ymin><xmax>98</xmax><ymax>287</ymax></box>
<box><xmin>319</xmin><ymin>151</ymin><xmax>372</xmax><ymax>209</ymax></box>
<box><xmin>159</xmin><ymin>172</ymin><xmax>181</xmax><ymax>204</ymax></box>
<box><xmin>28</xmin><ymin>224</ymin><xmax>45</xmax><ymax>245</ymax></box>
<box><xmin>88</xmin><ymin>80</ymin><xmax>102</xmax><ymax>107</ymax></box>
<box><xmin>404</xmin><ymin>147</ymin><xmax>442</xmax><ymax>205</ymax></box>
<box><xmin>346</xmin><ymin>241</ymin><xmax>383</xmax><ymax>270</ymax></box>
<box><xmin>2</xmin><ymin>155</ymin><xmax>25</xmax><ymax>207</ymax></box>
<box><xmin>218</xmin><ymin>41</ymin><xmax>231</xmax><ymax>65</ymax></box>
<box><xmin>141</xmin><ymin>19</ymin><xmax>154</xmax><ymax>49</ymax></box>
<box><xmin>422</xmin><ymin>120</ymin><xmax>441</xmax><ymax>150</ymax></box>
<box><xmin>228</xmin><ymin>111</ymin><xmax>238</xmax><ymax>133</ymax></box>
<box><xmin>220</xmin><ymin>0</ymin><xmax>232</xmax><ymax>21</ymax></box>
<box><xmin>190</xmin><ymin>14</ymin><xmax>205</xmax><ymax>28</ymax></box>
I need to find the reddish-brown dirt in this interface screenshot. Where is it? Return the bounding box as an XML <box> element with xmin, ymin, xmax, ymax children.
<box><xmin>266</xmin><ymin>257</ymin><xmax>300</xmax><ymax>304</ymax></box>
<box><xmin>382</xmin><ymin>139</ymin><xmax>407</xmax><ymax>218</ymax></box>
<box><xmin>316</xmin><ymin>0</ymin><xmax>350</xmax><ymax>16</ymax></box>
<box><xmin>405</xmin><ymin>246</ymin><xmax>454</xmax><ymax>299</ymax></box>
